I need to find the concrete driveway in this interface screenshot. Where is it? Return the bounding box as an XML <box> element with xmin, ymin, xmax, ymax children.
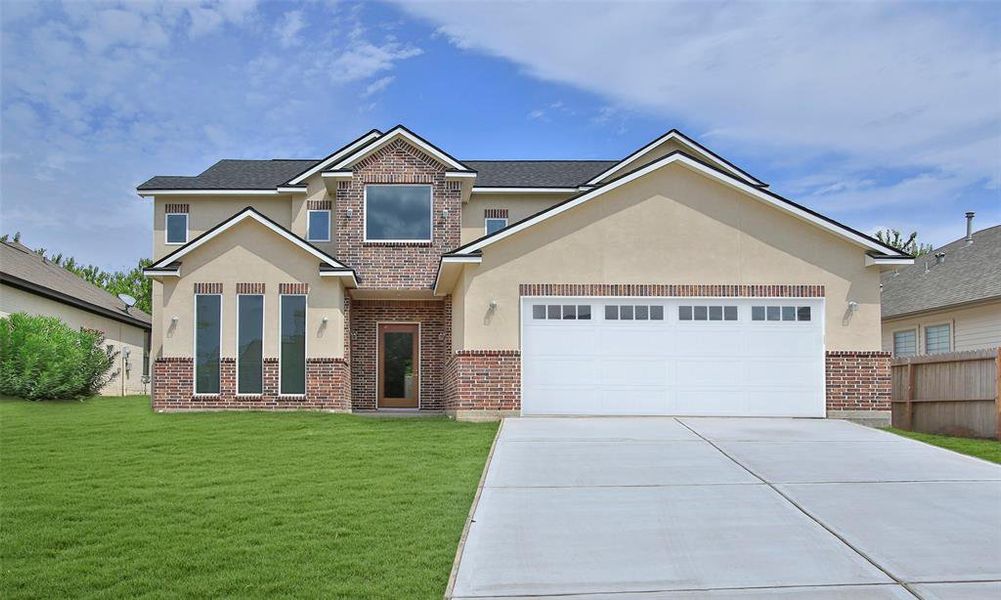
<box><xmin>449</xmin><ymin>417</ymin><xmax>1001</xmax><ymax>599</ymax></box>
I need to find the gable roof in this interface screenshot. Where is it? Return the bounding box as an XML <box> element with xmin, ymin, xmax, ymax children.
<box><xmin>585</xmin><ymin>129</ymin><xmax>766</xmax><ymax>187</ymax></box>
<box><xmin>465</xmin><ymin>160</ymin><xmax>617</xmax><ymax>188</ymax></box>
<box><xmin>449</xmin><ymin>150</ymin><xmax>908</xmax><ymax>258</ymax></box>
<box><xmin>328</xmin><ymin>124</ymin><xmax>474</xmax><ymax>172</ymax></box>
<box><xmin>0</xmin><ymin>240</ymin><xmax>151</xmax><ymax>329</ymax></box>
<box><xmin>284</xmin><ymin>129</ymin><xmax>382</xmax><ymax>185</ymax></box>
<box><xmin>139</xmin><ymin>160</ymin><xmax>317</xmax><ymax>191</ymax></box>
<box><xmin>881</xmin><ymin>224</ymin><xmax>1001</xmax><ymax>319</ymax></box>
<box><xmin>144</xmin><ymin>207</ymin><xmax>358</xmax><ymax>286</ymax></box>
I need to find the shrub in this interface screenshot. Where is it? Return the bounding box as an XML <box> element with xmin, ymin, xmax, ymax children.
<box><xmin>0</xmin><ymin>313</ymin><xmax>118</xmax><ymax>400</ymax></box>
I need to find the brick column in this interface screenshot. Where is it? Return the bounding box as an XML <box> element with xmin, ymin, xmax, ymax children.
<box><xmin>826</xmin><ymin>350</ymin><xmax>892</xmax><ymax>426</ymax></box>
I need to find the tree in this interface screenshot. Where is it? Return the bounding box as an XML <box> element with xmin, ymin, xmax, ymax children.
<box><xmin>874</xmin><ymin>229</ymin><xmax>933</xmax><ymax>257</ymax></box>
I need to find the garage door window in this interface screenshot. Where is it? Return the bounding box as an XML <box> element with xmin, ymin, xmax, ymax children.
<box><xmin>679</xmin><ymin>305</ymin><xmax>738</xmax><ymax>321</ymax></box>
<box><xmin>533</xmin><ymin>304</ymin><xmax>591</xmax><ymax>320</ymax></box>
<box><xmin>605</xmin><ymin>305</ymin><xmax>665</xmax><ymax>321</ymax></box>
<box><xmin>752</xmin><ymin>305</ymin><xmax>811</xmax><ymax>322</ymax></box>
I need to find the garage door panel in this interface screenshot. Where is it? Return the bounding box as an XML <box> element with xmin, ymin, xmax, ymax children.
<box><xmin>521</xmin><ymin>298</ymin><xmax>824</xmax><ymax>417</ymax></box>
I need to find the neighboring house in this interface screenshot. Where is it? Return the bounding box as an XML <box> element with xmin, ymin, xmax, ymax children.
<box><xmin>0</xmin><ymin>239</ymin><xmax>152</xmax><ymax>396</ymax></box>
<box><xmin>882</xmin><ymin>216</ymin><xmax>1001</xmax><ymax>357</ymax></box>
<box><xmin>138</xmin><ymin>125</ymin><xmax>911</xmax><ymax>421</ymax></box>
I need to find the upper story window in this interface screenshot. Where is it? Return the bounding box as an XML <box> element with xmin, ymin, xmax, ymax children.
<box><xmin>364</xmin><ymin>184</ymin><xmax>432</xmax><ymax>242</ymax></box>
<box><xmin>307</xmin><ymin>210</ymin><xmax>331</xmax><ymax>242</ymax></box>
<box><xmin>485</xmin><ymin>217</ymin><xmax>508</xmax><ymax>235</ymax></box>
<box><xmin>165</xmin><ymin>213</ymin><xmax>188</xmax><ymax>245</ymax></box>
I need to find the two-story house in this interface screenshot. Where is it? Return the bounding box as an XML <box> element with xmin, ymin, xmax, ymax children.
<box><xmin>140</xmin><ymin>125</ymin><xmax>911</xmax><ymax>422</ymax></box>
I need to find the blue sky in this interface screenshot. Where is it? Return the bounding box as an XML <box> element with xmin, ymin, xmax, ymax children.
<box><xmin>2</xmin><ymin>0</ymin><xmax>999</xmax><ymax>271</ymax></box>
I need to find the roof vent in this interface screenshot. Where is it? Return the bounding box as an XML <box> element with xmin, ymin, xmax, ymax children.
<box><xmin>934</xmin><ymin>252</ymin><xmax>946</xmax><ymax>264</ymax></box>
<box><xmin>965</xmin><ymin>211</ymin><xmax>975</xmax><ymax>244</ymax></box>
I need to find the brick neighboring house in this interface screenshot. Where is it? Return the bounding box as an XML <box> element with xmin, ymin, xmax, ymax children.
<box><xmin>139</xmin><ymin>125</ymin><xmax>911</xmax><ymax>421</ymax></box>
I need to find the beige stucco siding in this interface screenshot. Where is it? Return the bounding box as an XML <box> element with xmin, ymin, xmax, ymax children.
<box><xmin>290</xmin><ymin>176</ymin><xmax>338</xmax><ymax>255</ymax></box>
<box><xmin>155</xmin><ymin>219</ymin><xmax>346</xmax><ymax>360</ymax></box>
<box><xmin>461</xmin><ymin>192</ymin><xmax>574</xmax><ymax>245</ymax></box>
<box><xmin>455</xmin><ymin>162</ymin><xmax>881</xmax><ymax>351</ymax></box>
<box><xmin>882</xmin><ymin>300</ymin><xmax>1001</xmax><ymax>354</ymax></box>
<box><xmin>0</xmin><ymin>284</ymin><xmax>149</xmax><ymax>396</ymax></box>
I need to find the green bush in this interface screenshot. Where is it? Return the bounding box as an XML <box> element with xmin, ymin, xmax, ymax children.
<box><xmin>0</xmin><ymin>313</ymin><xmax>118</xmax><ymax>400</ymax></box>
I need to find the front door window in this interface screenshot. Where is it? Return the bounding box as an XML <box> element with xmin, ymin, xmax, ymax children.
<box><xmin>378</xmin><ymin>324</ymin><xmax>419</xmax><ymax>408</ymax></box>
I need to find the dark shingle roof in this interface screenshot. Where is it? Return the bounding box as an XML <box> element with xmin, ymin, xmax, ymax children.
<box><xmin>463</xmin><ymin>160</ymin><xmax>618</xmax><ymax>188</ymax></box>
<box><xmin>0</xmin><ymin>241</ymin><xmax>152</xmax><ymax>329</ymax></box>
<box><xmin>881</xmin><ymin>224</ymin><xmax>1001</xmax><ymax>319</ymax></box>
<box><xmin>139</xmin><ymin>159</ymin><xmax>619</xmax><ymax>190</ymax></box>
<box><xmin>139</xmin><ymin>159</ymin><xmax>317</xmax><ymax>190</ymax></box>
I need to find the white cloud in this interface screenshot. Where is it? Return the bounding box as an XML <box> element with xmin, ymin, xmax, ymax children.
<box><xmin>363</xmin><ymin>75</ymin><xmax>395</xmax><ymax>97</ymax></box>
<box><xmin>276</xmin><ymin>10</ymin><xmax>305</xmax><ymax>47</ymax></box>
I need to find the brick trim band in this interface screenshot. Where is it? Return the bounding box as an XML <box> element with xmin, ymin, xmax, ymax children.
<box><xmin>353</xmin><ymin>299</ymin><xmax>445</xmax><ymax>309</ymax></box>
<box><xmin>194</xmin><ymin>282</ymin><xmax>223</xmax><ymax>294</ymax></box>
<box><xmin>236</xmin><ymin>283</ymin><xmax>265</xmax><ymax>294</ymax></box>
<box><xmin>164</xmin><ymin>203</ymin><xmax>189</xmax><ymax>213</ymax></box>
<box><xmin>307</xmin><ymin>200</ymin><xmax>332</xmax><ymax>210</ymax></box>
<box><xmin>454</xmin><ymin>350</ymin><xmax>521</xmax><ymax>356</ymax></box>
<box><xmin>485</xmin><ymin>208</ymin><xmax>509</xmax><ymax>219</ymax></box>
<box><xmin>519</xmin><ymin>284</ymin><xmax>825</xmax><ymax>297</ymax></box>
<box><xmin>278</xmin><ymin>283</ymin><xmax>309</xmax><ymax>295</ymax></box>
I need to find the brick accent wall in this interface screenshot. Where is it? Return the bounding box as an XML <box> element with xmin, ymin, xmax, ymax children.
<box><xmin>236</xmin><ymin>282</ymin><xmax>265</xmax><ymax>294</ymax></box>
<box><xmin>152</xmin><ymin>357</ymin><xmax>349</xmax><ymax>411</ymax></box>
<box><xmin>349</xmin><ymin>299</ymin><xmax>451</xmax><ymax>410</ymax></box>
<box><xmin>444</xmin><ymin>351</ymin><xmax>521</xmax><ymax>412</ymax></box>
<box><xmin>193</xmin><ymin>282</ymin><xmax>222</xmax><ymax>294</ymax></box>
<box><xmin>307</xmin><ymin>200</ymin><xmax>332</xmax><ymax>210</ymax></box>
<box><xmin>520</xmin><ymin>283</ymin><xmax>825</xmax><ymax>297</ymax></box>
<box><xmin>336</xmin><ymin>139</ymin><xmax>462</xmax><ymax>289</ymax></box>
<box><xmin>278</xmin><ymin>283</ymin><xmax>309</xmax><ymax>295</ymax></box>
<box><xmin>164</xmin><ymin>203</ymin><xmax>189</xmax><ymax>213</ymax></box>
<box><xmin>484</xmin><ymin>208</ymin><xmax>509</xmax><ymax>219</ymax></box>
<box><xmin>825</xmin><ymin>351</ymin><xmax>891</xmax><ymax>412</ymax></box>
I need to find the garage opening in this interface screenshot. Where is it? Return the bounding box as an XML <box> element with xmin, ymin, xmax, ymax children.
<box><xmin>521</xmin><ymin>297</ymin><xmax>825</xmax><ymax>417</ymax></box>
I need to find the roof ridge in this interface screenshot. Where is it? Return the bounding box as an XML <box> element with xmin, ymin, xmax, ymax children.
<box><xmin>463</xmin><ymin>159</ymin><xmax>617</xmax><ymax>162</ymax></box>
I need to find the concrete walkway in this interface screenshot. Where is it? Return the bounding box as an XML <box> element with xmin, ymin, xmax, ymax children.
<box><xmin>449</xmin><ymin>417</ymin><xmax>1001</xmax><ymax>599</ymax></box>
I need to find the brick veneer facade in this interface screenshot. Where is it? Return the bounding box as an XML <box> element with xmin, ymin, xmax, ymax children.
<box><xmin>336</xmin><ymin>139</ymin><xmax>462</xmax><ymax>289</ymax></box>
<box><xmin>349</xmin><ymin>298</ymin><xmax>451</xmax><ymax>411</ymax></box>
<box><xmin>825</xmin><ymin>351</ymin><xmax>892</xmax><ymax>412</ymax></box>
<box><xmin>444</xmin><ymin>351</ymin><xmax>521</xmax><ymax>414</ymax></box>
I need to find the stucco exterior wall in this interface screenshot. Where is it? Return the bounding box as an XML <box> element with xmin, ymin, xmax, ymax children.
<box><xmin>882</xmin><ymin>300</ymin><xmax>1001</xmax><ymax>355</ymax></box>
<box><xmin>0</xmin><ymin>284</ymin><xmax>149</xmax><ymax>396</ymax></box>
<box><xmin>454</xmin><ymin>162</ymin><xmax>882</xmax><ymax>352</ymax></box>
<box><xmin>153</xmin><ymin>196</ymin><xmax>295</xmax><ymax>261</ymax></box>
<box><xmin>461</xmin><ymin>192</ymin><xmax>574</xmax><ymax>245</ymax></box>
<box><xmin>155</xmin><ymin>219</ymin><xmax>346</xmax><ymax>360</ymax></box>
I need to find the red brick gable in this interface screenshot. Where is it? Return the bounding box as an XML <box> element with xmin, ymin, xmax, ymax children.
<box><xmin>336</xmin><ymin>139</ymin><xmax>462</xmax><ymax>289</ymax></box>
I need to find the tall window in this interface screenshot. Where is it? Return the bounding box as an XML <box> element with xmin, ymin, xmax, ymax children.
<box><xmin>194</xmin><ymin>294</ymin><xmax>221</xmax><ymax>394</ymax></box>
<box><xmin>166</xmin><ymin>213</ymin><xmax>188</xmax><ymax>244</ymax></box>
<box><xmin>280</xmin><ymin>295</ymin><xmax>307</xmax><ymax>395</ymax></box>
<box><xmin>364</xmin><ymin>185</ymin><xmax>432</xmax><ymax>241</ymax></box>
<box><xmin>238</xmin><ymin>295</ymin><xmax>264</xmax><ymax>394</ymax></box>
<box><xmin>924</xmin><ymin>324</ymin><xmax>951</xmax><ymax>354</ymax></box>
<box><xmin>307</xmin><ymin>210</ymin><xmax>331</xmax><ymax>242</ymax></box>
<box><xmin>893</xmin><ymin>329</ymin><xmax>917</xmax><ymax>357</ymax></box>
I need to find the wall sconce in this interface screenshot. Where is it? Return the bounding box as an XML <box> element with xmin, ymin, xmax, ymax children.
<box><xmin>345</xmin><ymin>207</ymin><xmax>354</xmax><ymax>219</ymax></box>
<box><xmin>847</xmin><ymin>301</ymin><xmax>858</xmax><ymax>313</ymax></box>
<box><xmin>489</xmin><ymin>299</ymin><xmax>497</xmax><ymax>310</ymax></box>
<box><xmin>350</xmin><ymin>330</ymin><xmax>357</xmax><ymax>340</ymax></box>
<box><xmin>171</xmin><ymin>316</ymin><xmax>179</xmax><ymax>323</ymax></box>
<box><xmin>441</xmin><ymin>208</ymin><xmax>449</xmax><ymax>221</ymax></box>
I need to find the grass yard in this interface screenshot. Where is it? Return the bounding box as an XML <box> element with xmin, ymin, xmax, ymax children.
<box><xmin>884</xmin><ymin>427</ymin><xmax>1001</xmax><ymax>464</ymax></box>
<box><xmin>0</xmin><ymin>396</ymin><xmax>498</xmax><ymax>599</ymax></box>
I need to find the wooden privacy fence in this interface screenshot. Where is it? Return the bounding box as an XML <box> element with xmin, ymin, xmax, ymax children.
<box><xmin>891</xmin><ymin>348</ymin><xmax>1001</xmax><ymax>439</ymax></box>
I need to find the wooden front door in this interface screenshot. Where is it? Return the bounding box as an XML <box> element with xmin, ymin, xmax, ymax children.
<box><xmin>378</xmin><ymin>323</ymin><xmax>419</xmax><ymax>409</ymax></box>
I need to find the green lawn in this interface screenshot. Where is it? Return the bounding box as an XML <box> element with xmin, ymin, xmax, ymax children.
<box><xmin>883</xmin><ymin>427</ymin><xmax>1001</xmax><ymax>464</ymax></box>
<box><xmin>0</xmin><ymin>396</ymin><xmax>498</xmax><ymax>599</ymax></box>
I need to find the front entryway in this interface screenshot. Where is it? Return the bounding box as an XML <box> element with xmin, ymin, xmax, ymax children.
<box><xmin>378</xmin><ymin>323</ymin><xmax>419</xmax><ymax>409</ymax></box>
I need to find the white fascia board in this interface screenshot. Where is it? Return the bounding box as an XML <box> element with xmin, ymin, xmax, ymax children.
<box><xmin>138</xmin><ymin>189</ymin><xmax>282</xmax><ymax>197</ymax></box>
<box><xmin>143</xmin><ymin>268</ymin><xmax>180</xmax><ymax>277</ymax></box>
<box><xmin>331</xmin><ymin>127</ymin><xmax>471</xmax><ymax>172</ymax></box>
<box><xmin>471</xmin><ymin>187</ymin><xmax>579</xmax><ymax>194</ymax></box>
<box><xmin>445</xmin><ymin>171</ymin><xmax>477</xmax><ymax>179</ymax></box>
<box><xmin>432</xmin><ymin>256</ymin><xmax>481</xmax><ymax>296</ymax></box>
<box><xmin>148</xmin><ymin>209</ymin><xmax>352</xmax><ymax>270</ymax></box>
<box><xmin>276</xmin><ymin>186</ymin><xmax>307</xmax><ymax>193</ymax></box>
<box><xmin>321</xmin><ymin>171</ymin><xmax>353</xmax><ymax>179</ymax></box>
<box><xmin>456</xmin><ymin>153</ymin><xmax>904</xmax><ymax>257</ymax></box>
<box><xmin>865</xmin><ymin>255</ymin><xmax>915</xmax><ymax>267</ymax></box>
<box><xmin>318</xmin><ymin>270</ymin><xmax>359</xmax><ymax>287</ymax></box>
<box><xmin>286</xmin><ymin>131</ymin><xmax>382</xmax><ymax>185</ymax></box>
<box><xmin>585</xmin><ymin>130</ymin><xmax>764</xmax><ymax>187</ymax></box>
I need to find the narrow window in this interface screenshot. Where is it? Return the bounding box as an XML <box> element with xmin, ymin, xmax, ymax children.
<box><xmin>752</xmin><ymin>306</ymin><xmax>765</xmax><ymax>321</ymax></box>
<box><xmin>547</xmin><ymin>305</ymin><xmax>561</xmax><ymax>320</ymax></box>
<box><xmin>693</xmin><ymin>306</ymin><xmax>708</xmax><ymax>321</ymax></box>
<box><xmin>650</xmin><ymin>306</ymin><xmax>664</xmax><ymax>320</ymax></box>
<box><xmin>605</xmin><ymin>305</ymin><xmax>618</xmax><ymax>320</ymax></box>
<box><xmin>620</xmin><ymin>305</ymin><xmax>634</xmax><ymax>320</ymax></box>
<box><xmin>562</xmin><ymin>305</ymin><xmax>577</xmax><ymax>320</ymax></box>
<box><xmin>708</xmin><ymin>306</ymin><xmax>723</xmax><ymax>321</ymax></box>
<box><xmin>485</xmin><ymin>217</ymin><xmax>508</xmax><ymax>235</ymax></box>
<box><xmin>165</xmin><ymin>213</ymin><xmax>188</xmax><ymax>245</ymax></box>
<box><xmin>365</xmin><ymin>185</ymin><xmax>432</xmax><ymax>241</ymax></box>
<box><xmin>237</xmin><ymin>295</ymin><xmax>264</xmax><ymax>394</ymax></box>
<box><xmin>194</xmin><ymin>294</ymin><xmax>221</xmax><ymax>394</ymax></box>
<box><xmin>797</xmin><ymin>306</ymin><xmax>812</xmax><ymax>321</ymax></box>
<box><xmin>280</xmin><ymin>295</ymin><xmax>307</xmax><ymax>395</ymax></box>
<box><xmin>924</xmin><ymin>324</ymin><xmax>951</xmax><ymax>354</ymax></box>
<box><xmin>577</xmin><ymin>305</ymin><xmax>591</xmax><ymax>320</ymax></box>
<box><xmin>893</xmin><ymin>330</ymin><xmax>917</xmax><ymax>357</ymax></box>
<box><xmin>724</xmin><ymin>306</ymin><xmax>738</xmax><ymax>321</ymax></box>
<box><xmin>532</xmin><ymin>305</ymin><xmax>546</xmax><ymax>320</ymax></box>
<box><xmin>679</xmin><ymin>306</ymin><xmax>693</xmax><ymax>321</ymax></box>
<box><xmin>307</xmin><ymin>210</ymin><xmax>331</xmax><ymax>242</ymax></box>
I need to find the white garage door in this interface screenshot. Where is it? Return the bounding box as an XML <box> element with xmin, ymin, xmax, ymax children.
<box><xmin>521</xmin><ymin>297</ymin><xmax>825</xmax><ymax>417</ymax></box>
